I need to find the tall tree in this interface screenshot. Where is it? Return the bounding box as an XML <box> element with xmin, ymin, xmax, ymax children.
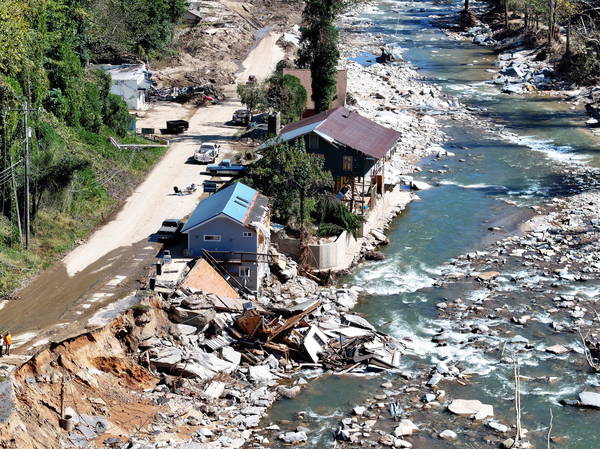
<box><xmin>297</xmin><ymin>0</ymin><xmax>344</xmax><ymax>113</ymax></box>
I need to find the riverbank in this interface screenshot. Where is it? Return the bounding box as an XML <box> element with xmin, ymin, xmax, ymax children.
<box><xmin>439</xmin><ymin>7</ymin><xmax>600</xmax><ymax>130</ymax></box>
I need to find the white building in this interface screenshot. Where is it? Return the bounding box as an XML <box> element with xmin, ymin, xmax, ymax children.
<box><xmin>97</xmin><ymin>64</ymin><xmax>152</xmax><ymax>110</ymax></box>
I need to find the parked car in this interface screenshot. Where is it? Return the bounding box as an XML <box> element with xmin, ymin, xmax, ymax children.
<box><xmin>232</xmin><ymin>109</ymin><xmax>251</xmax><ymax>125</ymax></box>
<box><xmin>157</xmin><ymin>219</ymin><xmax>183</xmax><ymax>242</ymax></box>
<box><xmin>194</xmin><ymin>142</ymin><xmax>220</xmax><ymax>163</ymax></box>
<box><xmin>207</xmin><ymin>159</ymin><xmax>246</xmax><ymax>175</ymax></box>
<box><xmin>166</xmin><ymin>120</ymin><xmax>189</xmax><ymax>134</ymax></box>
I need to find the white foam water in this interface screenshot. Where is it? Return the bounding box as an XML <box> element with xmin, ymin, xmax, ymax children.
<box><xmin>501</xmin><ymin>132</ymin><xmax>592</xmax><ymax>165</ymax></box>
<box><xmin>353</xmin><ymin>260</ymin><xmax>437</xmax><ymax>296</ymax></box>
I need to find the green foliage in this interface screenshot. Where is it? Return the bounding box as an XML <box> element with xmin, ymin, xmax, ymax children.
<box><xmin>241</xmin><ymin>141</ymin><xmax>332</xmax><ymax>226</ymax></box>
<box><xmin>103</xmin><ymin>94</ymin><xmax>131</xmax><ymax>137</ymax></box>
<box><xmin>236</xmin><ymin>82</ymin><xmax>267</xmax><ymax>117</ymax></box>
<box><xmin>265</xmin><ymin>74</ymin><xmax>308</xmax><ymax>124</ymax></box>
<box><xmin>315</xmin><ymin>194</ymin><xmax>363</xmax><ymax>237</ymax></box>
<box><xmin>87</xmin><ymin>0</ymin><xmax>187</xmax><ymax>60</ymax></box>
<box><xmin>297</xmin><ymin>0</ymin><xmax>343</xmax><ymax>112</ymax></box>
<box><xmin>0</xmin><ymin>0</ymin><xmax>28</xmax><ymax>74</ymax></box>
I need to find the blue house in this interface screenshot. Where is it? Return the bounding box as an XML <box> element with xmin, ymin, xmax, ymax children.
<box><xmin>182</xmin><ymin>183</ymin><xmax>270</xmax><ymax>294</ymax></box>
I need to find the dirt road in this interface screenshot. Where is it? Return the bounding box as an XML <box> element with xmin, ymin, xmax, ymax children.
<box><xmin>0</xmin><ymin>32</ymin><xmax>283</xmax><ymax>354</ymax></box>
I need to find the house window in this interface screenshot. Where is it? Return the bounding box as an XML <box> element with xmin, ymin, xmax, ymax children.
<box><xmin>203</xmin><ymin>235</ymin><xmax>221</xmax><ymax>241</ymax></box>
<box><xmin>239</xmin><ymin>266</ymin><xmax>251</xmax><ymax>277</ymax></box>
<box><xmin>243</xmin><ymin>231</ymin><xmax>252</xmax><ymax>238</ymax></box>
<box><xmin>343</xmin><ymin>155</ymin><xmax>353</xmax><ymax>172</ymax></box>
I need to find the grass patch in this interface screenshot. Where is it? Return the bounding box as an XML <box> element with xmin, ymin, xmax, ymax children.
<box><xmin>0</xmin><ymin>119</ymin><xmax>168</xmax><ymax>299</ymax></box>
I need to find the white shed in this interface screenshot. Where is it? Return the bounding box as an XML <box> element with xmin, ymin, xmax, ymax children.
<box><xmin>97</xmin><ymin>64</ymin><xmax>152</xmax><ymax>110</ymax></box>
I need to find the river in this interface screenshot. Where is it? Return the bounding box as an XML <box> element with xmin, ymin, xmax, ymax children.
<box><xmin>264</xmin><ymin>1</ymin><xmax>600</xmax><ymax>448</ymax></box>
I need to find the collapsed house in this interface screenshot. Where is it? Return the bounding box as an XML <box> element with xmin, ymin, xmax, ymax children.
<box><xmin>156</xmin><ymin>281</ymin><xmax>403</xmax><ymax>377</ymax></box>
<box><xmin>181</xmin><ymin>182</ymin><xmax>270</xmax><ymax>294</ymax></box>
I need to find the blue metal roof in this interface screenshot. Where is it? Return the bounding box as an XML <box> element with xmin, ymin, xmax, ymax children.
<box><xmin>182</xmin><ymin>182</ymin><xmax>258</xmax><ymax>233</ymax></box>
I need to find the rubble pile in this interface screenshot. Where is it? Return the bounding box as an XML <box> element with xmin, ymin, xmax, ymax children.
<box><xmin>147</xmin><ymin>280</ymin><xmax>403</xmax><ymax>380</ymax></box>
<box><xmin>148</xmin><ymin>85</ymin><xmax>223</xmax><ymax>104</ymax></box>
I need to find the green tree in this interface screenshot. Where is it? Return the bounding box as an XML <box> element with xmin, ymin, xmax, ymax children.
<box><xmin>265</xmin><ymin>74</ymin><xmax>307</xmax><ymax>123</ymax></box>
<box><xmin>241</xmin><ymin>141</ymin><xmax>332</xmax><ymax>226</ymax></box>
<box><xmin>297</xmin><ymin>0</ymin><xmax>343</xmax><ymax>113</ymax></box>
<box><xmin>315</xmin><ymin>194</ymin><xmax>363</xmax><ymax>237</ymax></box>
<box><xmin>236</xmin><ymin>82</ymin><xmax>266</xmax><ymax>120</ymax></box>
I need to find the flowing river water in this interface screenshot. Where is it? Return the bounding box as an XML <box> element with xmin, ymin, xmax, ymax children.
<box><xmin>265</xmin><ymin>1</ymin><xmax>600</xmax><ymax>448</ymax></box>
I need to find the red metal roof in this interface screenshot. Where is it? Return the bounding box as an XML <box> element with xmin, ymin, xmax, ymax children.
<box><xmin>279</xmin><ymin>107</ymin><xmax>401</xmax><ymax>159</ymax></box>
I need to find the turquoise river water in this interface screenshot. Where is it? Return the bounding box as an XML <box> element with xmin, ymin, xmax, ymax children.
<box><xmin>264</xmin><ymin>1</ymin><xmax>600</xmax><ymax>448</ymax></box>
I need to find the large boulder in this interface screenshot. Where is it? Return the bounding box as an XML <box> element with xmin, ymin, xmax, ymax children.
<box><xmin>394</xmin><ymin>419</ymin><xmax>418</xmax><ymax>437</ymax></box>
<box><xmin>579</xmin><ymin>391</ymin><xmax>600</xmax><ymax>409</ymax></box>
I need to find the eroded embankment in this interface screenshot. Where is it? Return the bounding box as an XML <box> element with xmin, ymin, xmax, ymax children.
<box><xmin>0</xmin><ymin>298</ymin><xmax>170</xmax><ymax>449</ymax></box>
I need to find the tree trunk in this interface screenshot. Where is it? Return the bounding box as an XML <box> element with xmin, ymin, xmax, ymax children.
<box><xmin>548</xmin><ymin>0</ymin><xmax>554</xmax><ymax>44</ymax></box>
<box><xmin>566</xmin><ymin>19</ymin><xmax>571</xmax><ymax>55</ymax></box>
<box><xmin>504</xmin><ymin>0</ymin><xmax>508</xmax><ymax>29</ymax></box>
<box><xmin>299</xmin><ymin>186</ymin><xmax>305</xmax><ymax>225</ymax></box>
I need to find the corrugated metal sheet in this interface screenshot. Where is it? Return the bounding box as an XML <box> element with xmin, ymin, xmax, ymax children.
<box><xmin>203</xmin><ymin>334</ymin><xmax>235</xmax><ymax>352</ymax></box>
<box><xmin>275</xmin><ymin>107</ymin><xmax>400</xmax><ymax>160</ymax></box>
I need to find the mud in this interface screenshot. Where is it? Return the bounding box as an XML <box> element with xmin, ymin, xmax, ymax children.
<box><xmin>0</xmin><ymin>239</ymin><xmax>158</xmax><ymax>353</ymax></box>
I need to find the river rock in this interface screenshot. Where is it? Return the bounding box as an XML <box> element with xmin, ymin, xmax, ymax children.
<box><xmin>476</xmin><ymin>271</ymin><xmax>500</xmax><ymax>281</ymax></box>
<box><xmin>410</xmin><ymin>180</ymin><xmax>432</xmax><ymax>191</ymax></box>
<box><xmin>487</xmin><ymin>421</ymin><xmax>509</xmax><ymax>433</ymax></box>
<box><xmin>579</xmin><ymin>391</ymin><xmax>600</xmax><ymax>409</ymax></box>
<box><xmin>546</xmin><ymin>344</ymin><xmax>569</xmax><ymax>355</ymax></box>
<box><xmin>439</xmin><ymin>429</ymin><xmax>457</xmax><ymax>440</ymax></box>
<box><xmin>474</xmin><ymin>404</ymin><xmax>494</xmax><ymax>420</ymax></box>
<box><xmin>448</xmin><ymin>399</ymin><xmax>482</xmax><ymax>415</ymax></box>
<box><xmin>248</xmin><ymin>365</ymin><xmax>274</xmax><ymax>383</ymax></box>
<box><xmin>278</xmin><ymin>432</ymin><xmax>307</xmax><ymax>443</ymax></box>
<box><xmin>278</xmin><ymin>386</ymin><xmax>302</xmax><ymax>399</ymax></box>
<box><xmin>393</xmin><ymin>419</ymin><xmax>418</xmax><ymax>436</ymax></box>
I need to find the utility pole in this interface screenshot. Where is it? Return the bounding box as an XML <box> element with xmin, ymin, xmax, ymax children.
<box><xmin>23</xmin><ymin>101</ymin><xmax>30</xmax><ymax>249</ymax></box>
<box><xmin>6</xmin><ymin>102</ymin><xmax>39</xmax><ymax>249</ymax></box>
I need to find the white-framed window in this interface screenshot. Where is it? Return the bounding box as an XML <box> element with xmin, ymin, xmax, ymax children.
<box><xmin>239</xmin><ymin>266</ymin><xmax>251</xmax><ymax>277</ymax></box>
<box><xmin>242</xmin><ymin>231</ymin><xmax>252</xmax><ymax>238</ymax></box>
<box><xmin>203</xmin><ymin>235</ymin><xmax>221</xmax><ymax>241</ymax></box>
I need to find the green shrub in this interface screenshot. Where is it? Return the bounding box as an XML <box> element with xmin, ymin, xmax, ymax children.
<box><xmin>103</xmin><ymin>94</ymin><xmax>130</xmax><ymax>137</ymax></box>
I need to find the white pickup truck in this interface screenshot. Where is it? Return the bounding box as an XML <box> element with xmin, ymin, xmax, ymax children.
<box><xmin>194</xmin><ymin>142</ymin><xmax>220</xmax><ymax>164</ymax></box>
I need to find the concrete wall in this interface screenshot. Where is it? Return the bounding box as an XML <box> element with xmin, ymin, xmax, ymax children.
<box><xmin>272</xmin><ymin>185</ymin><xmax>412</xmax><ymax>272</ymax></box>
<box><xmin>111</xmin><ymin>79</ymin><xmax>146</xmax><ymax>110</ymax></box>
<box><xmin>273</xmin><ymin>231</ymin><xmax>359</xmax><ymax>271</ymax></box>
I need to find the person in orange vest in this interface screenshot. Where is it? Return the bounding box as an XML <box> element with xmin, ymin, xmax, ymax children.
<box><xmin>3</xmin><ymin>332</ymin><xmax>11</xmax><ymax>356</ymax></box>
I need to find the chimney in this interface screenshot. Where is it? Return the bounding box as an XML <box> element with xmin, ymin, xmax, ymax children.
<box><xmin>268</xmin><ymin>112</ymin><xmax>281</xmax><ymax>137</ymax></box>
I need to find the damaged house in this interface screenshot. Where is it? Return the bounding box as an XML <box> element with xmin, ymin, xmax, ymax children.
<box><xmin>261</xmin><ymin>106</ymin><xmax>401</xmax><ymax>215</ymax></box>
<box><xmin>182</xmin><ymin>182</ymin><xmax>270</xmax><ymax>294</ymax></box>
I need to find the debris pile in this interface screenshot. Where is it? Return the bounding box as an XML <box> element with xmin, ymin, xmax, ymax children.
<box><xmin>148</xmin><ymin>85</ymin><xmax>222</xmax><ymax>104</ymax></box>
<box><xmin>149</xmin><ymin>285</ymin><xmax>403</xmax><ymax>379</ymax></box>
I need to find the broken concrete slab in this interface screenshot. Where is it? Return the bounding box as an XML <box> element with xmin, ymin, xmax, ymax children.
<box><xmin>248</xmin><ymin>365</ymin><xmax>274</xmax><ymax>383</ymax></box>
